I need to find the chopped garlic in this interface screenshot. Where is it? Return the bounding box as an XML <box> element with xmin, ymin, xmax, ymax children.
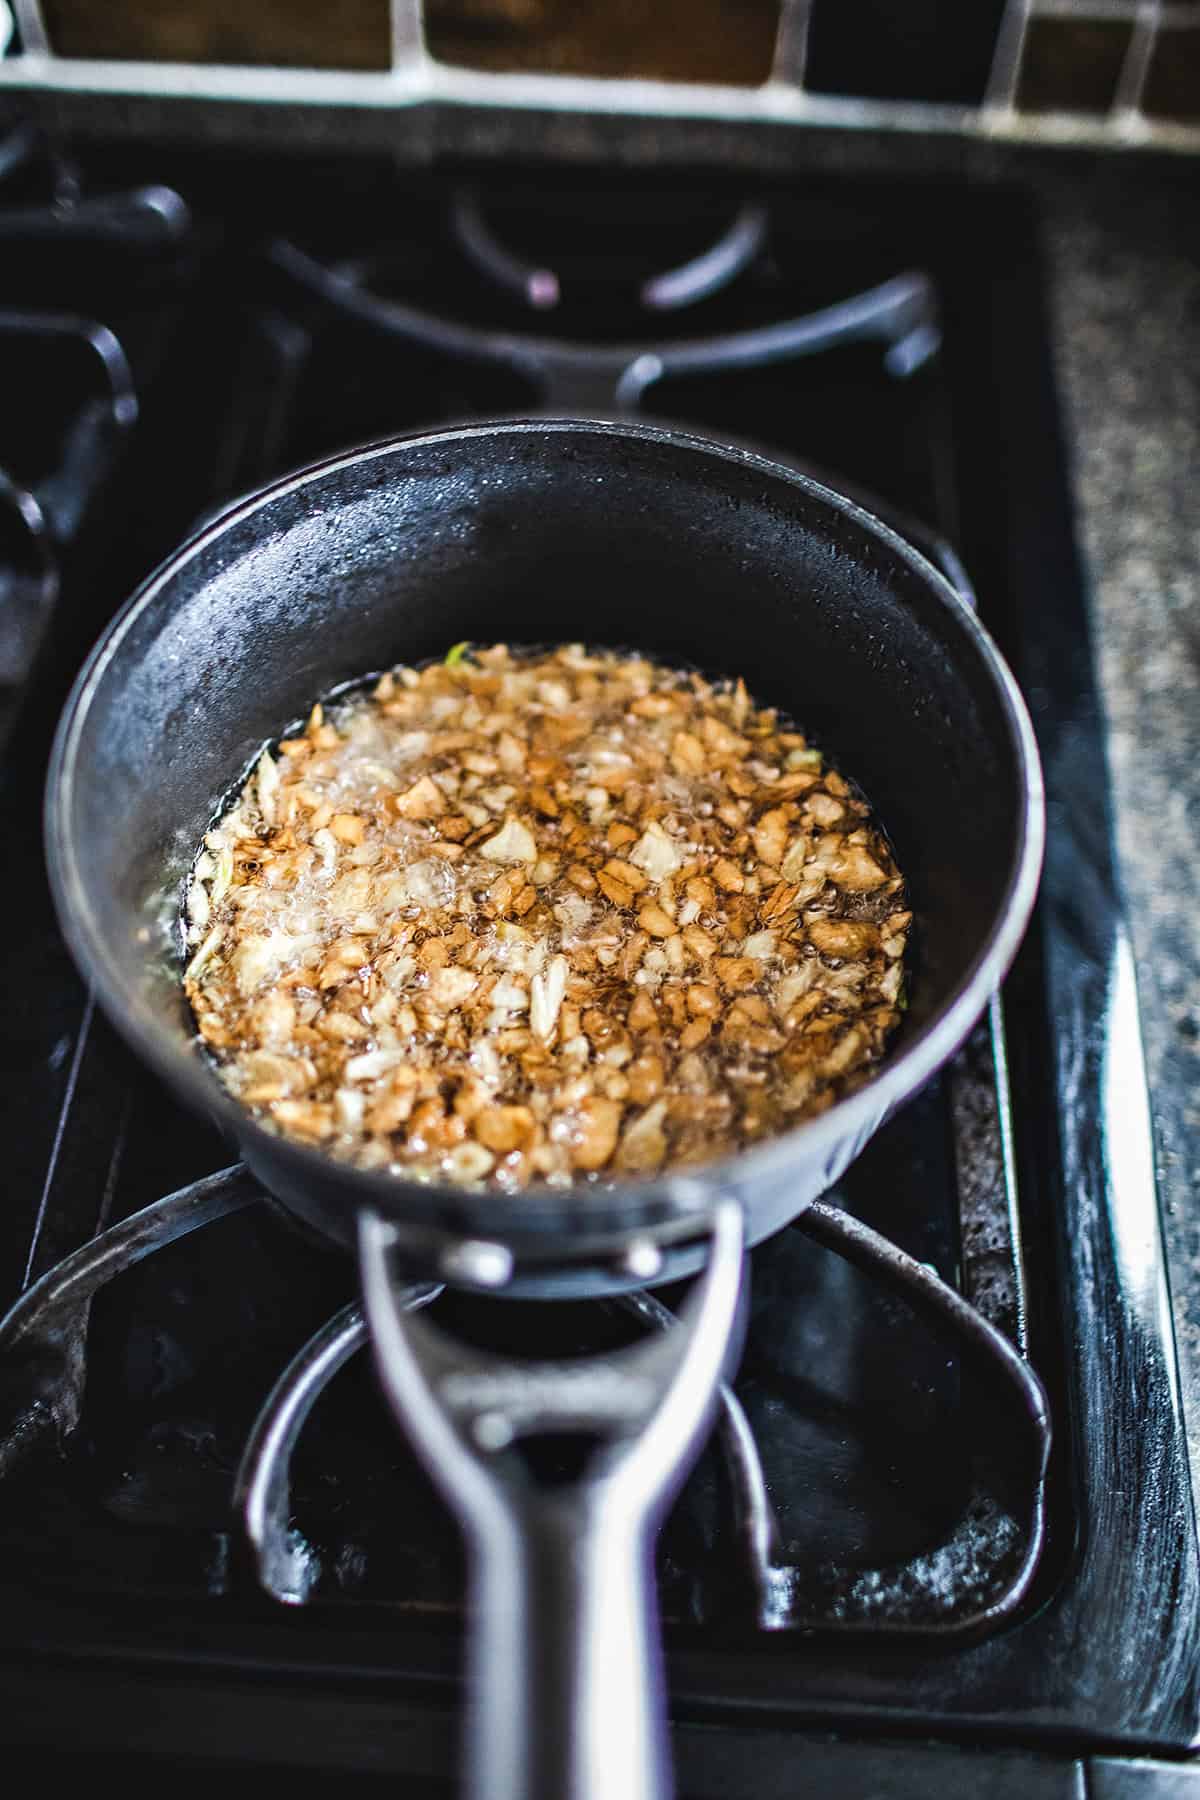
<box><xmin>345</xmin><ymin>1047</ymin><xmax>406</xmax><ymax>1082</ymax></box>
<box><xmin>480</xmin><ymin>815</ymin><xmax>537</xmax><ymax>864</ymax></box>
<box><xmin>530</xmin><ymin>954</ymin><xmax>568</xmax><ymax>1042</ymax></box>
<box><xmin>629</xmin><ymin>819</ymin><xmax>684</xmax><ymax>882</ymax></box>
<box><xmin>184</xmin><ymin>646</ymin><xmax>906</xmax><ymax>1190</ymax></box>
<box><xmin>430</xmin><ymin>965</ymin><xmax>477</xmax><ymax>1011</ymax></box>
<box><xmin>255</xmin><ymin>750</ymin><xmax>280</xmax><ymax>824</ymax></box>
<box><xmin>743</xmin><ymin>931</ymin><xmax>777</xmax><ymax>960</ymax></box>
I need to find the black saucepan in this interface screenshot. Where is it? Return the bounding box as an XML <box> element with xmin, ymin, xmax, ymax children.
<box><xmin>46</xmin><ymin>417</ymin><xmax>1042</xmax><ymax>1287</ymax></box>
<box><xmin>45</xmin><ymin>419</ymin><xmax>1044</xmax><ymax>1800</ymax></box>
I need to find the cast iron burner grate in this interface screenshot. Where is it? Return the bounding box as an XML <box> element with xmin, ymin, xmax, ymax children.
<box><xmin>0</xmin><ymin>141</ymin><xmax>1194</xmax><ymax>1777</ymax></box>
<box><xmin>0</xmin><ymin>126</ymin><xmax>189</xmax><ymax>753</ymax></box>
<box><xmin>0</xmin><ymin>999</ymin><xmax>1047</xmax><ymax>1636</ymax></box>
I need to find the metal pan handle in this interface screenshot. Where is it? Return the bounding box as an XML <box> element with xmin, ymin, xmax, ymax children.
<box><xmin>358</xmin><ymin>1201</ymin><xmax>745</xmax><ymax>1800</ymax></box>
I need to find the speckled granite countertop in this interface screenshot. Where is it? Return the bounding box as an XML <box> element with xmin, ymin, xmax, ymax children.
<box><xmin>1043</xmin><ymin>166</ymin><xmax>1200</xmax><ymax>1466</ymax></box>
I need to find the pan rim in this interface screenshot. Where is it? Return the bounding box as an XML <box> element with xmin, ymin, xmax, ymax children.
<box><xmin>45</xmin><ymin>416</ymin><xmax>1045</xmax><ymax>1243</ymax></box>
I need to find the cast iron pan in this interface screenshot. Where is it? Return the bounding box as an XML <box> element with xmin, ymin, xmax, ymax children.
<box><xmin>46</xmin><ymin>418</ymin><xmax>1043</xmax><ymax>1289</ymax></box>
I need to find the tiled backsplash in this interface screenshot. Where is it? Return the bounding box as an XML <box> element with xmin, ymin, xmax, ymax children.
<box><xmin>2</xmin><ymin>0</ymin><xmax>1198</xmax><ymax>148</ymax></box>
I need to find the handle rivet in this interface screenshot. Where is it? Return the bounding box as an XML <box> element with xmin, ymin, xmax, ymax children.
<box><xmin>472</xmin><ymin>1411</ymin><xmax>515</xmax><ymax>1452</ymax></box>
<box><xmin>440</xmin><ymin>1239</ymin><xmax>514</xmax><ymax>1289</ymax></box>
<box><xmin>621</xmin><ymin>1238</ymin><xmax>664</xmax><ymax>1282</ymax></box>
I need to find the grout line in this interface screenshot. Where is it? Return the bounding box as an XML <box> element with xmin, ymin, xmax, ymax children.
<box><xmin>1112</xmin><ymin>0</ymin><xmax>1161</xmax><ymax>116</ymax></box>
<box><xmin>1028</xmin><ymin>0</ymin><xmax>1142</xmax><ymax>16</ymax></box>
<box><xmin>770</xmin><ymin>0</ymin><xmax>814</xmax><ymax>89</ymax></box>
<box><xmin>986</xmin><ymin>0</ymin><xmax>1034</xmax><ymax>111</ymax></box>
<box><xmin>9</xmin><ymin>0</ymin><xmax>48</xmax><ymax>54</ymax></box>
<box><xmin>391</xmin><ymin>0</ymin><xmax>426</xmax><ymax>70</ymax></box>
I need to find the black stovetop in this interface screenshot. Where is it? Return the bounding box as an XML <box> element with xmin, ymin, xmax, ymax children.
<box><xmin>0</xmin><ymin>131</ymin><xmax>1196</xmax><ymax>1792</ymax></box>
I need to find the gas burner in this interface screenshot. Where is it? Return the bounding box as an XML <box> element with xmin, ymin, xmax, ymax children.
<box><xmin>231</xmin><ymin>1199</ymin><xmax>1045</xmax><ymax>1631</ymax></box>
<box><xmin>0</xmin><ymin>1010</ymin><xmax>1048</xmax><ymax>1641</ymax></box>
<box><xmin>449</xmin><ymin>186</ymin><xmax>770</xmax><ymax>315</ymax></box>
<box><xmin>270</xmin><ymin>235</ymin><xmax>940</xmax><ymax>415</ymax></box>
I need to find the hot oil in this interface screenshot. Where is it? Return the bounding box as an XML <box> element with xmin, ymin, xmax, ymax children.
<box><xmin>182</xmin><ymin>645</ymin><xmax>911</xmax><ymax>1190</ymax></box>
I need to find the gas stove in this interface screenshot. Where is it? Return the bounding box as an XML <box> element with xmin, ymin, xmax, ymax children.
<box><xmin>0</xmin><ymin>130</ymin><xmax>1195</xmax><ymax>1793</ymax></box>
